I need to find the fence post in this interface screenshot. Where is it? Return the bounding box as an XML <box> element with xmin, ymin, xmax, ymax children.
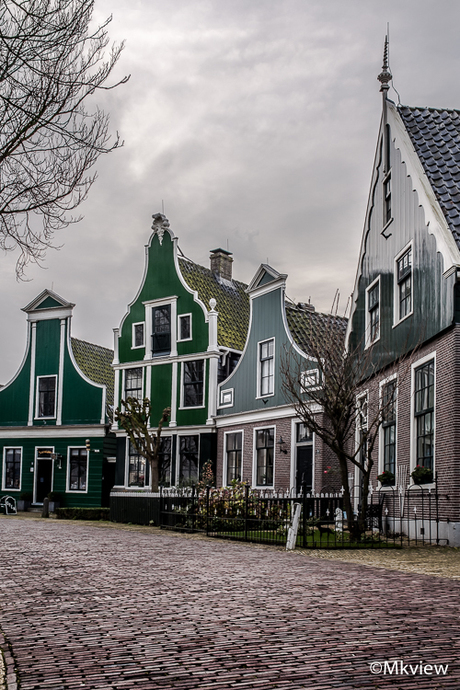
<box><xmin>435</xmin><ymin>472</ymin><xmax>440</xmax><ymax>545</ymax></box>
<box><xmin>206</xmin><ymin>486</ymin><xmax>210</xmax><ymax>536</ymax></box>
<box><xmin>244</xmin><ymin>484</ymin><xmax>249</xmax><ymax>542</ymax></box>
<box><xmin>286</xmin><ymin>502</ymin><xmax>301</xmax><ymax>550</ymax></box>
<box><xmin>192</xmin><ymin>486</ymin><xmax>196</xmax><ymax>532</ymax></box>
<box><xmin>302</xmin><ymin>481</ymin><xmax>307</xmax><ymax>548</ymax></box>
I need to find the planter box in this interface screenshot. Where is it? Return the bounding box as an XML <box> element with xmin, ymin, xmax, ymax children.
<box><xmin>17</xmin><ymin>500</ymin><xmax>31</xmax><ymax>512</ymax></box>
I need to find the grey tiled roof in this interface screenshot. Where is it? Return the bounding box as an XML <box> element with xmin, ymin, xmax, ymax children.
<box><xmin>285</xmin><ymin>303</ymin><xmax>347</xmax><ymax>356</ymax></box>
<box><xmin>71</xmin><ymin>338</ymin><xmax>114</xmax><ymax>406</ymax></box>
<box><xmin>399</xmin><ymin>105</ymin><xmax>460</xmax><ymax>246</ymax></box>
<box><xmin>178</xmin><ymin>258</ymin><xmax>250</xmax><ymax>351</ymax></box>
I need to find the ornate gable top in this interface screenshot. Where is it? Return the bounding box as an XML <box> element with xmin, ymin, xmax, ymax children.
<box><xmin>22</xmin><ymin>289</ymin><xmax>74</xmax><ymax>314</ymax></box>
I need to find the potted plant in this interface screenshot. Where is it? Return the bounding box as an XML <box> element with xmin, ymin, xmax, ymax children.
<box><xmin>410</xmin><ymin>465</ymin><xmax>434</xmax><ymax>485</ymax></box>
<box><xmin>17</xmin><ymin>491</ymin><xmax>33</xmax><ymax>511</ymax></box>
<box><xmin>47</xmin><ymin>491</ymin><xmax>62</xmax><ymax>512</ymax></box>
<box><xmin>377</xmin><ymin>470</ymin><xmax>395</xmax><ymax>487</ymax></box>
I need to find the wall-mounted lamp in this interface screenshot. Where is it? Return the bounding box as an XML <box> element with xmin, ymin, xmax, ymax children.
<box><xmin>85</xmin><ymin>439</ymin><xmax>91</xmax><ymax>452</ymax></box>
<box><xmin>51</xmin><ymin>453</ymin><xmax>63</xmax><ymax>469</ymax></box>
<box><xmin>277</xmin><ymin>436</ymin><xmax>288</xmax><ymax>454</ymax></box>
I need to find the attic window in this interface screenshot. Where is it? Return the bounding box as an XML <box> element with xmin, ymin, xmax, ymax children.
<box><xmin>366</xmin><ymin>278</ymin><xmax>380</xmax><ymax>345</ymax></box>
<box><xmin>152</xmin><ymin>305</ymin><xmax>171</xmax><ymax>356</ymax></box>
<box><xmin>397</xmin><ymin>248</ymin><xmax>412</xmax><ymax>320</ymax></box>
<box><xmin>132</xmin><ymin>323</ymin><xmax>145</xmax><ymax>348</ymax></box>
<box><xmin>178</xmin><ymin>314</ymin><xmax>192</xmax><ymax>342</ymax></box>
<box><xmin>36</xmin><ymin>376</ymin><xmax>57</xmax><ymax>418</ymax></box>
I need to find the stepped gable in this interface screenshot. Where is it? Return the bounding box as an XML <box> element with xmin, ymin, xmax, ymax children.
<box><xmin>71</xmin><ymin>338</ymin><xmax>114</xmax><ymax>406</ymax></box>
<box><xmin>178</xmin><ymin>257</ymin><xmax>250</xmax><ymax>352</ymax></box>
<box><xmin>399</xmin><ymin>105</ymin><xmax>460</xmax><ymax>247</ymax></box>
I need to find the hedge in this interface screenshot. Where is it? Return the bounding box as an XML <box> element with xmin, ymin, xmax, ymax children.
<box><xmin>55</xmin><ymin>507</ymin><xmax>110</xmax><ymax>521</ymax></box>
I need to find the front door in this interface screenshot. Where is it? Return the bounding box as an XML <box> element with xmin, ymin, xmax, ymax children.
<box><xmin>35</xmin><ymin>458</ymin><xmax>53</xmax><ymax>503</ymax></box>
<box><xmin>296</xmin><ymin>445</ymin><xmax>313</xmax><ymax>494</ymax></box>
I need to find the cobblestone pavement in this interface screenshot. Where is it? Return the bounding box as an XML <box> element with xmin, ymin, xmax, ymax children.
<box><xmin>1</xmin><ymin>518</ymin><xmax>459</xmax><ymax>689</ymax></box>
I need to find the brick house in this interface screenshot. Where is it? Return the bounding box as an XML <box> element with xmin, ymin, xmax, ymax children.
<box><xmin>346</xmin><ymin>43</ymin><xmax>460</xmax><ymax>544</ymax></box>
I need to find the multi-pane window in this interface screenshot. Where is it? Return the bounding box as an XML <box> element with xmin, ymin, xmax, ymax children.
<box><xmin>382</xmin><ymin>380</ymin><xmax>397</xmax><ymax>478</ymax></box>
<box><xmin>368</xmin><ymin>282</ymin><xmax>380</xmax><ymax>343</ymax></box>
<box><xmin>259</xmin><ymin>339</ymin><xmax>274</xmax><ymax>396</ymax></box>
<box><xmin>159</xmin><ymin>437</ymin><xmax>172</xmax><ymax>486</ymax></box>
<box><xmin>128</xmin><ymin>441</ymin><xmax>146</xmax><ymax>487</ymax></box>
<box><xmin>255</xmin><ymin>428</ymin><xmax>274</xmax><ymax>486</ymax></box>
<box><xmin>226</xmin><ymin>432</ymin><xmax>242</xmax><ymax>485</ymax></box>
<box><xmin>125</xmin><ymin>368</ymin><xmax>143</xmax><ymax>401</ymax></box>
<box><xmin>183</xmin><ymin>360</ymin><xmax>204</xmax><ymax>407</ymax></box>
<box><xmin>357</xmin><ymin>394</ymin><xmax>368</xmax><ymax>469</ymax></box>
<box><xmin>4</xmin><ymin>448</ymin><xmax>21</xmax><ymax>489</ymax></box>
<box><xmin>179</xmin><ymin>435</ymin><xmax>199</xmax><ymax>483</ymax></box>
<box><xmin>69</xmin><ymin>449</ymin><xmax>88</xmax><ymax>491</ymax></box>
<box><xmin>152</xmin><ymin>305</ymin><xmax>171</xmax><ymax>356</ymax></box>
<box><xmin>384</xmin><ymin>174</ymin><xmax>392</xmax><ymax>224</ymax></box>
<box><xmin>37</xmin><ymin>376</ymin><xmax>56</xmax><ymax>417</ymax></box>
<box><xmin>397</xmin><ymin>248</ymin><xmax>412</xmax><ymax>320</ymax></box>
<box><xmin>415</xmin><ymin>360</ymin><xmax>434</xmax><ymax>471</ymax></box>
<box><xmin>178</xmin><ymin>314</ymin><xmax>191</xmax><ymax>341</ymax></box>
<box><xmin>133</xmin><ymin>323</ymin><xmax>145</xmax><ymax>348</ymax></box>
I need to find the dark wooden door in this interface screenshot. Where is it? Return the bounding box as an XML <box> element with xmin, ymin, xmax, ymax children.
<box><xmin>296</xmin><ymin>446</ymin><xmax>313</xmax><ymax>493</ymax></box>
<box><xmin>35</xmin><ymin>459</ymin><xmax>53</xmax><ymax>503</ymax></box>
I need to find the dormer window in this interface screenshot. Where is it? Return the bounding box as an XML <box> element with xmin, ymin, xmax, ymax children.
<box><xmin>36</xmin><ymin>376</ymin><xmax>57</xmax><ymax>418</ymax></box>
<box><xmin>152</xmin><ymin>305</ymin><xmax>171</xmax><ymax>356</ymax></box>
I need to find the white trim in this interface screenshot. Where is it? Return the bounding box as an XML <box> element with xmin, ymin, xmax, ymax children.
<box><xmin>365</xmin><ymin>276</ymin><xmax>381</xmax><ymax>348</ymax></box>
<box><xmin>206</xmin><ymin>353</ymin><xmax>219</xmax><ymax>424</ymax></box>
<box><xmin>223</xmin><ymin>429</ymin><xmax>244</xmax><ymax>486</ymax></box>
<box><xmin>56</xmin><ymin>319</ymin><xmax>65</xmax><ymax>425</ymax></box>
<box><xmin>218</xmin><ymin>388</ymin><xmax>234</xmax><ymax>408</ymax></box>
<box><xmin>393</xmin><ymin>241</ymin><xmax>414</xmax><ymax>327</ymax></box>
<box><xmin>179</xmin><ymin>358</ymin><xmax>206</xmax><ymax>410</ymax></box>
<box><xmin>2</xmin><ymin>446</ymin><xmax>23</xmax><ymax>492</ymax></box>
<box><xmin>177</xmin><ymin>313</ymin><xmax>192</xmax><ymax>342</ymax></box>
<box><xmin>66</xmin><ymin>446</ymin><xmax>89</xmax><ymax>494</ymax></box>
<box><xmin>25</xmin><ymin>306</ymin><xmax>74</xmax><ymax>322</ymax></box>
<box><xmin>0</xmin><ymin>425</ymin><xmax>107</xmax><ymax>439</ymax></box>
<box><xmin>290</xmin><ymin>419</ymin><xmax>315</xmax><ymax>494</ymax></box>
<box><xmin>28</xmin><ymin>323</ymin><xmax>37</xmax><ymax>426</ymax></box>
<box><xmin>144</xmin><ymin>297</ymin><xmax>178</xmax><ymax>360</ymax></box>
<box><xmin>113</xmin><ymin>350</ymin><xmax>217</xmax><ymax>370</ymax></box>
<box><xmin>170</xmin><ymin>361</ymin><xmax>178</xmax><ymax>427</ymax></box>
<box><xmin>410</xmin><ymin>351</ymin><xmax>436</xmax><ymax>479</ymax></box>
<box><xmin>215</xmin><ymin>403</ymin><xmax>321</xmax><ymax>428</ymax></box>
<box><xmin>33</xmin><ymin>445</ymin><xmax>55</xmax><ymax>504</ymax></box>
<box><xmin>132</xmin><ymin>322</ymin><xmax>145</xmax><ymax>349</ymax></box>
<box><xmin>256</xmin><ymin>337</ymin><xmax>275</xmax><ymax>399</ymax></box>
<box><xmin>378</xmin><ymin>373</ymin><xmax>398</xmax><ymax>482</ymax></box>
<box><xmin>35</xmin><ymin>374</ymin><xmax>58</xmax><ymax>420</ymax></box>
<box><xmin>252</xmin><ymin>425</ymin><xmax>276</xmax><ymax>488</ymax></box>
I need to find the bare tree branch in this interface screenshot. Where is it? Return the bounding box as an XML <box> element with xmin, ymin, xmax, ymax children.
<box><xmin>0</xmin><ymin>0</ymin><xmax>129</xmax><ymax>276</ymax></box>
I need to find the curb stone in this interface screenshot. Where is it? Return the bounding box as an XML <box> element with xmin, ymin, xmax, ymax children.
<box><xmin>0</xmin><ymin>632</ymin><xmax>18</xmax><ymax>690</ymax></box>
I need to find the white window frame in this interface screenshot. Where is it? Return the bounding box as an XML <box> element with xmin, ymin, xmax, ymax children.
<box><xmin>252</xmin><ymin>425</ymin><xmax>276</xmax><ymax>488</ymax></box>
<box><xmin>35</xmin><ymin>374</ymin><xmax>58</xmax><ymax>419</ymax></box>
<box><xmin>393</xmin><ymin>242</ymin><xmax>414</xmax><ymax>327</ymax></box>
<box><xmin>410</xmin><ymin>351</ymin><xmax>436</xmax><ymax>482</ymax></box>
<box><xmin>66</xmin><ymin>446</ymin><xmax>89</xmax><ymax>494</ymax></box>
<box><xmin>177</xmin><ymin>313</ymin><xmax>192</xmax><ymax>342</ymax></box>
<box><xmin>223</xmin><ymin>430</ymin><xmax>244</xmax><ymax>486</ymax></box>
<box><xmin>378</xmin><ymin>374</ymin><xmax>398</xmax><ymax>486</ymax></box>
<box><xmin>132</xmin><ymin>322</ymin><xmax>145</xmax><ymax>349</ymax></box>
<box><xmin>256</xmin><ymin>338</ymin><xmax>275</xmax><ymax>399</ymax></box>
<box><xmin>2</xmin><ymin>447</ymin><xmax>22</xmax><ymax>491</ymax></box>
<box><xmin>175</xmin><ymin>433</ymin><xmax>200</xmax><ymax>485</ymax></box>
<box><xmin>354</xmin><ymin>392</ymin><xmax>368</xmax><ymax>508</ymax></box>
<box><xmin>143</xmin><ymin>296</ymin><xmax>178</xmax><ymax>359</ymax></box>
<box><xmin>125</xmin><ymin>438</ymin><xmax>148</xmax><ymax>489</ymax></box>
<box><xmin>301</xmin><ymin>368</ymin><xmax>320</xmax><ymax>392</ymax></box>
<box><xmin>123</xmin><ymin>366</ymin><xmax>144</xmax><ymax>401</ymax></box>
<box><xmin>365</xmin><ymin>277</ymin><xmax>380</xmax><ymax>348</ymax></box>
<box><xmin>180</xmin><ymin>359</ymin><xmax>206</xmax><ymax>409</ymax></box>
<box><xmin>219</xmin><ymin>388</ymin><xmax>234</xmax><ymax>408</ymax></box>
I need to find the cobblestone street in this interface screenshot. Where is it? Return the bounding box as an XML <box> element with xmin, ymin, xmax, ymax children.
<box><xmin>1</xmin><ymin>517</ymin><xmax>459</xmax><ymax>689</ymax></box>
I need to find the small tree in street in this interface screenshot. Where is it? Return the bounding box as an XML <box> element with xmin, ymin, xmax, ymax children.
<box><xmin>115</xmin><ymin>399</ymin><xmax>170</xmax><ymax>492</ymax></box>
<box><xmin>281</xmin><ymin>311</ymin><xmax>408</xmax><ymax>541</ymax></box>
<box><xmin>0</xmin><ymin>0</ymin><xmax>129</xmax><ymax>276</ymax></box>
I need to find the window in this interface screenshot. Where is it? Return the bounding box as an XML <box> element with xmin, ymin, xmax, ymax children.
<box><xmin>259</xmin><ymin>339</ymin><xmax>274</xmax><ymax>396</ymax></box>
<box><xmin>4</xmin><ymin>448</ymin><xmax>21</xmax><ymax>490</ymax></box>
<box><xmin>37</xmin><ymin>376</ymin><xmax>56</xmax><ymax>418</ymax></box>
<box><xmin>132</xmin><ymin>323</ymin><xmax>145</xmax><ymax>348</ymax></box>
<box><xmin>367</xmin><ymin>280</ymin><xmax>380</xmax><ymax>343</ymax></box>
<box><xmin>69</xmin><ymin>449</ymin><xmax>88</xmax><ymax>491</ymax></box>
<box><xmin>397</xmin><ymin>248</ymin><xmax>412</xmax><ymax>320</ymax></box>
<box><xmin>357</xmin><ymin>394</ymin><xmax>368</xmax><ymax>472</ymax></box>
<box><xmin>255</xmin><ymin>428</ymin><xmax>274</xmax><ymax>486</ymax></box>
<box><xmin>183</xmin><ymin>360</ymin><xmax>204</xmax><ymax>407</ymax></box>
<box><xmin>152</xmin><ymin>305</ymin><xmax>171</xmax><ymax>356</ymax></box>
<box><xmin>159</xmin><ymin>437</ymin><xmax>172</xmax><ymax>486</ymax></box>
<box><xmin>414</xmin><ymin>360</ymin><xmax>434</xmax><ymax>471</ymax></box>
<box><xmin>179</xmin><ymin>436</ymin><xmax>199</xmax><ymax>483</ymax></box>
<box><xmin>220</xmin><ymin>388</ymin><xmax>234</xmax><ymax>407</ymax></box>
<box><xmin>218</xmin><ymin>351</ymin><xmax>240</xmax><ymax>384</ymax></box>
<box><xmin>384</xmin><ymin>173</ymin><xmax>392</xmax><ymax>224</ymax></box>
<box><xmin>125</xmin><ymin>368</ymin><xmax>143</xmax><ymax>401</ymax></box>
<box><xmin>295</xmin><ymin>424</ymin><xmax>313</xmax><ymax>493</ymax></box>
<box><xmin>128</xmin><ymin>441</ymin><xmax>146</xmax><ymax>487</ymax></box>
<box><xmin>225</xmin><ymin>432</ymin><xmax>242</xmax><ymax>485</ymax></box>
<box><xmin>382</xmin><ymin>380</ymin><xmax>397</xmax><ymax>479</ymax></box>
<box><xmin>301</xmin><ymin>369</ymin><xmax>320</xmax><ymax>391</ymax></box>
<box><xmin>178</xmin><ymin>314</ymin><xmax>192</xmax><ymax>341</ymax></box>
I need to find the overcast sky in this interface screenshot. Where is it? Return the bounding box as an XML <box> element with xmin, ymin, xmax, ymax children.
<box><xmin>1</xmin><ymin>0</ymin><xmax>460</xmax><ymax>383</ymax></box>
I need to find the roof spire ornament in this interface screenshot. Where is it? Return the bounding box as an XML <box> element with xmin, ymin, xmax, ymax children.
<box><xmin>151</xmin><ymin>212</ymin><xmax>170</xmax><ymax>245</ymax></box>
<box><xmin>377</xmin><ymin>34</ymin><xmax>392</xmax><ymax>93</ymax></box>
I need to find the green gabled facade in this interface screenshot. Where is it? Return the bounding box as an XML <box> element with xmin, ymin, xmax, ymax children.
<box><xmin>0</xmin><ymin>290</ymin><xmax>115</xmax><ymax>508</ymax></box>
<box><xmin>112</xmin><ymin>214</ymin><xmax>249</xmax><ymax>490</ymax></box>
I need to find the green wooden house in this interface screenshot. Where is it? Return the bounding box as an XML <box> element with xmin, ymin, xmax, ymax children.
<box><xmin>0</xmin><ymin>290</ymin><xmax>115</xmax><ymax>508</ymax></box>
<box><xmin>111</xmin><ymin>214</ymin><xmax>249</xmax><ymax>491</ymax></box>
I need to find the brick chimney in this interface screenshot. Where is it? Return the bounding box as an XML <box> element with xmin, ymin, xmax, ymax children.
<box><xmin>210</xmin><ymin>248</ymin><xmax>233</xmax><ymax>281</ymax></box>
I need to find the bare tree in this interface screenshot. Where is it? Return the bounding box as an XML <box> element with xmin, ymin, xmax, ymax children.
<box><xmin>281</xmin><ymin>311</ymin><xmax>410</xmax><ymax>541</ymax></box>
<box><xmin>115</xmin><ymin>399</ymin><xmax>170</xmax><ymax>492</ymax></box>
<box><xmin>0</xmin><ymin>0</ymin><xmax>129</xmax><ymax>276</ymax></box>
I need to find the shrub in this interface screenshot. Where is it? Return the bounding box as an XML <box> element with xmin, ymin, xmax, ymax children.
<box><xmin>55</xmin><ymin>507</ymin><xmax>110</xmax><ymax>521</ymax></box>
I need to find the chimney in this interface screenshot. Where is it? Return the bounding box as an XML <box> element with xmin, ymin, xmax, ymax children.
<box><xmin>210</xmin><ymin>248</ymin><xmax>233</xmax><ymax>281</ymax></box>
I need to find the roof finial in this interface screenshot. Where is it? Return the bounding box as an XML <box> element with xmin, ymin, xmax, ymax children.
<box><xmin>377</xmin><ymin>34</ymin><xmax>392</xmax><ymax>93</ymax></box>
